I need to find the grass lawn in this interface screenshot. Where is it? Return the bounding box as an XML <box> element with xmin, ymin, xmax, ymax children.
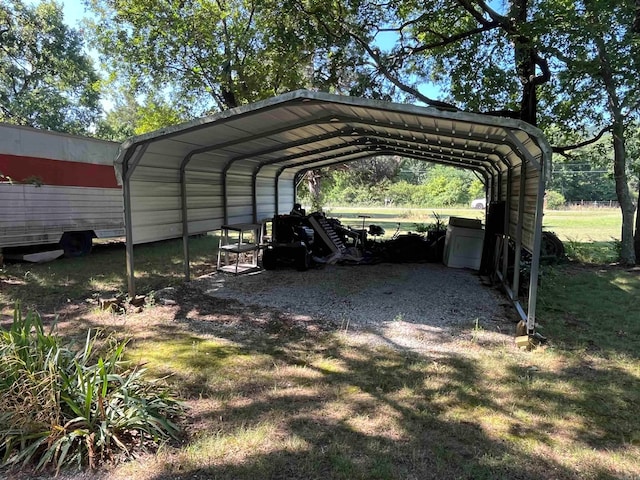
<box><xmin>327</xmin><ymin>205</ymin><xmax>622</xmax><ymax>242</ymax></box>
<box><xmin>325</xmin><ymin>205</ymin><xmax>485</xmax><ymax>239</ymax></box>
<box><xmin>0</xmin><ymin>235</ymin><xmax>220</xmax><ymax>315</ymax></box>
<box><xmin>0</xmin><ymin>206</ymin><xmax>638</xmax><ymax>479</ymax></box>
<box><xmin>329</xmin><ymin>206</ymin><xmax>623</xmax><ymax>263</ymax></box>
<box><xmin>542</xmin><ymin>208</ymin><xmax>621</xmax><ymax>242</ymax></box>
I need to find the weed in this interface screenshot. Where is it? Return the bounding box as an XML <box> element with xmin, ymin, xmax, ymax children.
<box><xmin>471</xmin><ymin>317</ymin><xmax>483</xmax><ymax>342</ymax></box>
<box><xmin>611</xmin><ymin>236</ymin><xmax>623</xmax><ymax>260</ymax></box>
<box><xmin>0</xmin><ymin>306</ymin><xmax>183</xmax><ymax>473</ymax></box>
<box><xmin>339</xmin><ymin>314</ymin><xmax>351</xmax><ymax>332</ymax></box>
<box><xmin>0</xmin><ymin>207</ymin><xmax>637</xmax><ymax>480</ymax></box>
<box><xmin>564</xmin><ymin>237</ymin><xmax>618</xmax><ymax>264</ymax></box>
<box><xmin>0</xmin><ymin>235</ymin><xmax>220</xmax><ymax>313</ymax></box>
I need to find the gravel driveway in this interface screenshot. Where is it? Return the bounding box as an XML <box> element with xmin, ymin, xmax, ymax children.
<box><xmin>198</xmin><ymin>262</ymin><xmax>517</xmax><ymax>353</ymax></box>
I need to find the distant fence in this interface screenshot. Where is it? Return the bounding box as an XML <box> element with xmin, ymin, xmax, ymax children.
<box><xmin>565</xmin><ymin>200</ymin><xmax>620</xmax><ymax>209</ymax></box>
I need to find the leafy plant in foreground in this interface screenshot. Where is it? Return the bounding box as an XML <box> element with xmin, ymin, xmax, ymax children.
<box><xmin>0</xmin><ymin>306</ymin><xmax>183</xmax><ymax>474</ymax></box>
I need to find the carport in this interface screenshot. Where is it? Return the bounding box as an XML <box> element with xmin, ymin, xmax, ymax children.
<box><xmin>114</xmin><ymin>90</ymin><xmax>550</xmax><ymax>334</ymax></box>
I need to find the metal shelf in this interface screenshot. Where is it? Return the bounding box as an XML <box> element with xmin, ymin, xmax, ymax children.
<box><xmin>216</xmin><ymin>223</ymin><xmax>261</xmax><ymax>275</ymax></box>
<box><xmin>219</xmin><ymin>243</ymin><xmax>260</xmax><ymax>253</ymax></box>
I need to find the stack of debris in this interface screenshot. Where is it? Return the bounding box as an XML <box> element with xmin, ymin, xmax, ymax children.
<box><xmin>261</xmin><ymin>211</ymin><xmax>447</xmax><ymax>270</ymax></box>
<box><xmin>99</xmin><ymin>294</ymin><xmax>146</xmax><ymax>314</ymax></box>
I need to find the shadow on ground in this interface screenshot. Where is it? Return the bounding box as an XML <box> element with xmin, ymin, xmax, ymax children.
<box><xmin>92</xmin><ymin>284</ymin><xmax>636</xmax><ymax>480</ymax></box>
<box><xmin>2</xmin><ymin>244</ymin><xmax>639</xmax><ymax>479</ymax></box>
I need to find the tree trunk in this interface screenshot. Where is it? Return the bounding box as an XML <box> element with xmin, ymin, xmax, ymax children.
<box><xmin>595</xmin><ymin>35</ymin><xmax>636</xmax><ymax>265</ymax></box>
<box><xmin>512</xmin><ymin>0</ymin><xmax>537</xmax><ymax>126</ymax></box>
<box><xmin>612</xmin><ymin>118</ymin><xmax>636</xmax><ymax>265</ymax></box>
<box><xmin>634</xmin><ymin>172</ymin><xmax>640</xmax><ymax>263</ymax></box>
<box><xmin>510</xmin><ymin>0</ymin><xmax>552</xmax><ymax>127</ymax></box>
<box><xmin>306</xmin><ymin>170</ymin><xmax>323</xmax><ymax>212</ymax></box>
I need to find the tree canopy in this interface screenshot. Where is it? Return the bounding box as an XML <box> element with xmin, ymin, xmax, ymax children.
<box><xmin>0</xmin><ymin>0</ymin><xmax>100</xmax><ymax>133</ymax></box>
<box><xmin>86</xmin><ymin>0</ymin><xmax>364</xmax><ymax>114</ymax></box>
<box><xmin>95</xmin><ymin>91</ymin><xmax>188</xmax><ymax>141</ymax></box>
<box><xmin>83</xmin><ymin>0</ymin><xmax>639</xmax><ymax>263</ymax></box>
<box><xmin>540</xmin><ymin>0</ymin><xmax>639</xmax><ymax>263</ymax></box>
<box><xmin>288</xmin><ymin>0</ymin><xmax>640</xmax><ymax>262</ymax></box>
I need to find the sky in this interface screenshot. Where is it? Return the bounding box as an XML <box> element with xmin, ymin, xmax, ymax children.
<box><xmin>57</xmin><ymin>0</ymin><xmax>91</xmax><ymax>27</ymax></box>
<box><xmin>41</xmin><ymin>0</ymin><xmax>112</xmax><ymax>110</ymax></box>
<box><xmin>38</xmin><ymin>0</ymin><xmax>442</xmax><ymax>108</ymax></box>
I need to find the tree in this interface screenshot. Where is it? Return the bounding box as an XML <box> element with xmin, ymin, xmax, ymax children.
<box><xmin>87</xmin><ymin>0</ymin><xmax>363</xmax><ymax>115</ymax></box>
<box><xmin>94</xmin><ymin>92</ymin><xmax>138</xmax><ymax>141</ymax></box>
<box><xmin>96</xmin><ymin>89</ymin><xmax>188</xmax><ymax>142</ymax></box>
<box><xmin>88</xmin><ymin>0</ymin><xmax>640</xmax><ymax>261</ymax></box>
<box><xmin>87</xmin><ymin>0</ymin><xmax>371</xmax><ymax>212</ymax></box>
<box><xmin>298</xmin><ymin>0</ymin><xmax>551</xmax><ymax>123</ymax></box>
<box><xmin>0</xmin><ymin>0</ymin><xmax>100</xmax><ymax>133</ymax></box>
<box><xmin>339</xmin><ymin>156</ymin><xmax>402</xmax><ymax>186</ymax></box>
<box><xmin>625</xmin><ymin>125</ymin><xmax>640</xmax><ymax>260</ymax></box>
<box><xmin>545</xmin><ymin>128</ymin><xmax>618</xmax><ymax>203</ymax></box>
<box><xmin>538</xmin><ymin>0</ymin><xmax>639</xmax><ymax>264</ymax></box>
<box><xmin>300</xmin><ymin>0</ymin><xmax>639</xmax><ymax>263</ymax></box>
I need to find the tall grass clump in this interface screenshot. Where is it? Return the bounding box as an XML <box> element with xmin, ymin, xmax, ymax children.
<box><xmin>0</xmin><ymin>306</ymin><xmax>183</xmax><ymax>474</ymax></box>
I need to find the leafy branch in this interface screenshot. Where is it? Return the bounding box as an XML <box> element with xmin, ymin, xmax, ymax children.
<box><xmin>552</xmin><ymin>125</ymin><xmax>613</xmax><ymax>159</ymax></box>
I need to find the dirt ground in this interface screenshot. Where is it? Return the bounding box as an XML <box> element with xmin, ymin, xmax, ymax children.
<box><xmin>2</xmin><ymin>262</ymin><xmax>521</xmax><ymax>353</ymax></box>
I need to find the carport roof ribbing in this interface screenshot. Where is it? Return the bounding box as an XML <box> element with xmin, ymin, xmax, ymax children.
<box><xmin>116</xmin><ymin>90</ymin><xmax>551</xmax><ymax>334</ymax></box>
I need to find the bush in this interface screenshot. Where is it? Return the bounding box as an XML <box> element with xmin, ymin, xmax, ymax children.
<box><xmin>426</xmin><ymin>174</ymin><xmax>469</xmax><ymax>206</ymax></box>
<box><xmin>545</xmin><ymin>190</ymin><xmax>566</xmax><ymax>210</ymax></box>
<box><xmin>386</xmin><ymin>180</ymin><xmax>415</xmax><ymax>206</ymax></box>
<box><xmin>0</xmin><ymin>307</ymin><xmax>183</xmax><ymax>474</ymax></box>
<box><xmin>410</xmin><ymin>184</ymin><xmax>433</xmax><ymax>207</ymax></box>
<box><xmin>468</xmin><ymin>179</ymin><xmax>485</xmax><ymax>200</ymax></box>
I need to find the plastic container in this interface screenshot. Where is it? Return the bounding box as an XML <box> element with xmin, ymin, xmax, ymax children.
<box><xmin>443</xmin><ymin>218</ymin><xmax>484</xmax><ymax>269</ymax></box>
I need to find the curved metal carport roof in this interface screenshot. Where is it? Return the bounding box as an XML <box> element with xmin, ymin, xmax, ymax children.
<box><xmin>115</xmin><ymin>90</ymin><xmax>551</xmax><ymax>334</ymax></box>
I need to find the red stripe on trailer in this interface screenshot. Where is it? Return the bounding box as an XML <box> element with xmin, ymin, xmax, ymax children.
<box><xmin>0</xmin><ymin>154</ymin><xmax>119</xmax><ymax>188</ymax></box>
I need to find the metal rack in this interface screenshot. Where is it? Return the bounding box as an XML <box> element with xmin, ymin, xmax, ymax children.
<box><xmin>216</xmin><ymin>223</ymin><xmax>262</xmax><ymax>274</ymax></box>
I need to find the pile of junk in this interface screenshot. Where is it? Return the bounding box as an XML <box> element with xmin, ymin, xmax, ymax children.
<box><xmin>260</xmin><ymin>204</ymin><xmax>447</xmax><ymax>271</ymax></box>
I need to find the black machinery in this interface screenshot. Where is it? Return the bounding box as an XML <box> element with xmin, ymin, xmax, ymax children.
<box><xmin>261</xmin><ymin>211</ymin><xmax>382</xmax><ymax>270</ymax></box>
<box><xmin>261</xmin><ymin>214</ymin><xmax>315</xmax><ymax>271</ymax></box>
<box><xmin>261</xmin><ymin>210</ymin><xmax>449</xmax><ymax>270</ymax></box>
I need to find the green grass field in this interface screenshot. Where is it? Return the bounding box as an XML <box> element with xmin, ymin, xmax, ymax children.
<box><xmin>3</xmin><ymin>206</ymin><xmax>621</xmax><ymax>316</ymax></box>
<box><xmin>327</xmin><ymin>205</ymin><xmax>622</xmax><ymax>242</ymax></box>
<box><xmin>328</xmin><ymin>206</ymin><xmax>623</xmax><ymax>263</ymax></box>
<box><xmin>542</xmin><ymin>208</ymin><xmax>621</xmax><ymax>242</ymax></box>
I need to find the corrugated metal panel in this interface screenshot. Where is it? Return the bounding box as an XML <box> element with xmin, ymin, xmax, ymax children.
<box><xmin>0</xmin><ymin>123</ymin><xmax>118</xmax><ymax>165</ymax></box>
<box><xmin>187</xmin><ymin>206</ymin><xmax>224</xmax><ymax>221</ymax></box>
<box><xmin>128</xmin><ymin>178</ymin><xmax>181</xmax><ymax>244</ymax></box>
<box><xmin>132</xmin><ymin>195</ymin><xmax>180</xmax><ymax>212</ymax></box>
<box><xmin>186</xmin><ymin>197</ymin><xmax>224</xmax><ymax>211</ymax></box>
<box><xmin>131</xmin><ymin>224</ymin><xmax>182</xmax><ymax>244</ymax></box>
<box><xmin>0</xmin><ymin>184</ymin><xmax>123</xmax><ymax>247</ymax></box>
<box><xmin>130</xmin><ymin>207</ymin><xmax>182</xmax><ymax>244</ymax></box>
<box><xmin>128</xmin><ymin>166</ymin><xmax>180</xmax><ymax>184</ymax></box>
<box><xmin>188</xmin><ymin>219</ymin><xmax>224</xmax><ymax>234</ymax></box>
<box><xmin>256</xmin><ymin>172</ymin><xmax>276</xmax><ymax>214</ymax></box>
<box><xmin>226</xmin><ymin>195</ymin><xmax>253</xmax><ymax>207</ymax></box>
<box><xmin>190</xmin><ymin>151</ymin><xmax>228</xmax><ymax>167</ymax></box>
<box><xmin>186</xmin><ymin>171</ymin><xmax>225</xmax><ymax>190</ymax></box>
<box><xmin>226</xmin><ymin>212</ymin><xmax>254</xmax><ymax>225</ymax></box>
<box><xmin>118</xmin><ymin>90</ymin><xmax>550</xmax><ymax>331</ymax></box>
<box><xmin>278</xmin><ymin>172</ymin><xmax>296</xmax><ymax>215</ymax></box>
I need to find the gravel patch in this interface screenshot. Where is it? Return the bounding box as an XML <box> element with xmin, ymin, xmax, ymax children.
<box><xmin>197</xmin><ymin>262</ymin><xmax>517</xmax><ymax>353</ymax></box>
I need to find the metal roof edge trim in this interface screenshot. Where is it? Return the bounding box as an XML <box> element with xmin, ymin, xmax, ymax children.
<box><xmin>117</xmin><ymin>90</ymin><xmax>312</xmax><ymax>153</ymax></box>
<box><xmin>297</xmin><ymin>91</ymin><xmax>551</xmax><ymax>145</ymax></box>
<box><xmin>0</xmin><ymin>121</ymin><xmax>118</xmax><ymax>146</ymax></box>
<box><xmin>115</xmin><ymin>89</ymin><xmax>551</xmax><ymax>160</ymax></box>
